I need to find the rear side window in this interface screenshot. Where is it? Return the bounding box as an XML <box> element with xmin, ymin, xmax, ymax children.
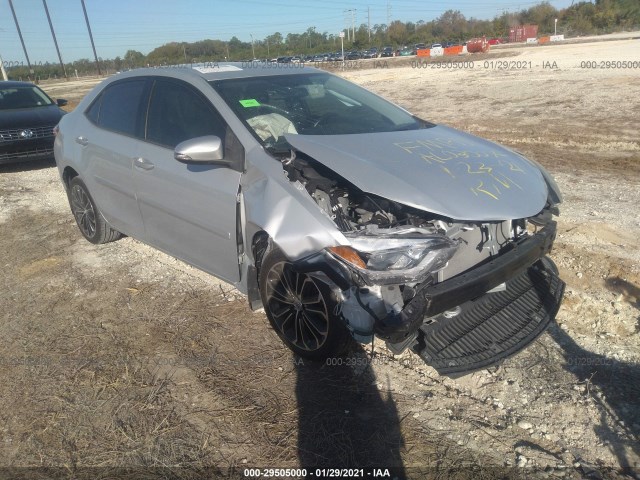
<box><xmin>146</xmin><ymin>79</ymin><xmax>226</xmax><ymax>149</ymax></box>
<box><xmin>85</xmin><ymin>79</ymin><xmax>147</xmax><ymax>137</ymax></box>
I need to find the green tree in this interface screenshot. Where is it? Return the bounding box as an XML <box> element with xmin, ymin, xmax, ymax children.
<box><xmin>388</xmin><ymin>20</ymin><xmax>407</xmax><ymax>45</ymax></box>
<box><xmin>123</xmin><ymin>49</ymin><xmax>145</xmax><ymax>67</ymax></box>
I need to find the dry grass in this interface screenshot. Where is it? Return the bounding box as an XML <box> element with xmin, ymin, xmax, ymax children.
<box><xmin>0</xmin><ymin>207</ymin><xmax>515</xmax><ymax>478</ymax></box>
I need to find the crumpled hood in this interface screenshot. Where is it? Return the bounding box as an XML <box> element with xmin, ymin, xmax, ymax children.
<box><xmin>285</xmin><ymin>125</ymin><xmax>549</xmax><ymax>221</ymax></box>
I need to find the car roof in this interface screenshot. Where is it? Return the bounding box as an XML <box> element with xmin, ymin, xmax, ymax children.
<box><xmin>113</xmin><ymin>62</ymin><xmax>322</xmax><ymax>82</ymax></box>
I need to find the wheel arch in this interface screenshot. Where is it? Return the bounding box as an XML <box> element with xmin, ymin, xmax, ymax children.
<box><xmin>244</xmin><ymin>228</ymin><xmax>271</xmax><ymax>310</ymax></box>
<box><xmin>62</xmin><ymin>166</ymin><xmax>79</xmax><ymax>191</ymax></box>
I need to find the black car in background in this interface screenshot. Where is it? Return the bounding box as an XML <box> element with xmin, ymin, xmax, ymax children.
<box><xmin>380</xmin><ymin>46</ymin><xmax>394</xmax><ymax>57</ymax></box>
<box><xmin>0</xmin><ymin>81</ymin><xmax>67</xmax><ymax>165</ymax></box>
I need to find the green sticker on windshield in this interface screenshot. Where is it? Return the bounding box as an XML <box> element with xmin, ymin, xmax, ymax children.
<box><xmin>239</xmin><ymin>98</ymin><xmax>261</xmax><ymax>107</ymax></box>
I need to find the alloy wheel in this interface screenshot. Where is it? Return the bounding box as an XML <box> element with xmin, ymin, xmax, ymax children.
<box><xmin>70</xmin><ymin>184</ymin><xmax>96</xmax><ymax>238</ymax></box>
<box><xmin>264</xmin><ymin>261</ymin><xmax>330</xmax><ymax>352</ymax></box>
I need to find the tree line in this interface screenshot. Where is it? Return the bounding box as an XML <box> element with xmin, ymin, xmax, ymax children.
<box><xmin>5</xmin><ymin>0</ymin><xmax>638</xmax><ymax>80</ymax></box>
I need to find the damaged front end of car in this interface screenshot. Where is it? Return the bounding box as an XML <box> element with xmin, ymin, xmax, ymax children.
<box><xmin>256</xmin><ymin>130</ymin><xmax>565</xmax><ymax>375</ymax></box>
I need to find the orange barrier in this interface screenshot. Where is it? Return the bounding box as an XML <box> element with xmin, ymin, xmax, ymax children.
<box><xmin>417</xmin><ymin>49</ymin><xmax>430</xmax><ymax>57</ymax></box>
<box><xmin>444</xmin><ymin>46</ymin><xmax>463</xmax><ymax>56</ymax></box>
<box><xmin>539</xmin><ymin>36</ymin><xmax>550</xmax><ymax>44</ymax></box>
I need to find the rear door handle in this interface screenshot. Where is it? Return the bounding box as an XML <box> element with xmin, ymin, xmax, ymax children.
<box><xmin>75</xmin><ymin>136</ymin><xmax>89</xmax><ymax>146</ymax></box>
<box><xmin>134</xmin><ymin>157</ymin><xmax>155</xmax><ymax>171</ymax></box>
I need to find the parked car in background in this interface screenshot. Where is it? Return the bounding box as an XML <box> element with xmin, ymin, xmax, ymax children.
<box><xmin>399</xmin><ymin>47</ymin><xmax>414</xmax><ymax>56</ymax></box>
<box><xmin>1</xmin><ymin>81</ymin><xmax>67</xmax><ymax>165</ymax></box>
<box><xmin>381</xmin><ymin>46</ymin><xmax>394</xmax><ymax>57</ymax></box>
<box><xmin>346</xmin><ymin>51</ymin><xmax>361</xmax><ymax>60</ymax></box>
<box><xmin>54</xmin><ymin>64</ymin><xmax>564</xmax><ymax>375</ymax></box>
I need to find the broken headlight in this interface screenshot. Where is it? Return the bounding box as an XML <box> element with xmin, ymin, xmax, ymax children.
<box><xmin>328</xmin><ymin>235</ymin><xmax>459</xmax><ymax>285</ymax></box>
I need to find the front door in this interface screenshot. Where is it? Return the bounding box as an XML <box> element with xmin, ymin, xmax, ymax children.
<box><xmin>133</xmin><ymin>78</ymin><xmax>243</xmax><ymax>283</ymax></box>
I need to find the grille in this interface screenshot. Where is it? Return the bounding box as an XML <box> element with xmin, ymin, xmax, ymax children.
<box><xmin>0</xmin><ymin>125</ymin><xmax>56</xmax><ymax>142</ymax></box>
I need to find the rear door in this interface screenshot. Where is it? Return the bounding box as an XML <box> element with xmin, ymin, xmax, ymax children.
<box><xmin>133</xmin><ymin>77</ymin><xmax>243</xmax><ymax>283</ymax></box>
<box><xmin>79</xmin><ymin>78</ymin><xmax>148</xmax><ymax>237</ymax></box>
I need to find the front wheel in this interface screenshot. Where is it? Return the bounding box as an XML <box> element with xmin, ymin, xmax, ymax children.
<box><xmin>68</xmin><ymin>177</ymin><xmax>121</xmax><ymax>244</ymax></box>
<box><xmin>259</xmin><ymin>247</ymin><xmax>351</xmax><ymax>360</ymax></box>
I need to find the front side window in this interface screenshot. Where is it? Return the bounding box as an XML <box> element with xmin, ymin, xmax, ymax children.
<box><xmin>146</xmin><ymin>79</ymin><xmax>226</xmax><ymax>149</ymax></box>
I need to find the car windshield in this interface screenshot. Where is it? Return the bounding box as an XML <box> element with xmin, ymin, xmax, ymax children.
<box><xmin>210</xmin><ymin>72</ymin><xmax>428</xmax><ymax>152</ymax></box>
<box><xmin>0</xmin><ymin>86</ymin><xmax>54</xmax><ymax>110</ymax></box>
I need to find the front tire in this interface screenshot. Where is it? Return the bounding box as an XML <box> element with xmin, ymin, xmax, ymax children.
<box><xmin>259</xmin><ymin>247</ymin><xmax>350</xmax><ymax>360</ymax></box>
<box><xmin>68</xmin><ymin>177</ymin><xmax>121</xmax><ymax>244</ymax></box>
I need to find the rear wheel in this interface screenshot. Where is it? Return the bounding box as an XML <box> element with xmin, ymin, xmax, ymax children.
<box><xmin>68</xmin><ymin>177</ymin><xmax>121</xmax><ymax>244</ymax></box>
<box><xmin>259</xmin><ymin>247</ymin><xmax>350</xmax><ymax>360</ymax></box>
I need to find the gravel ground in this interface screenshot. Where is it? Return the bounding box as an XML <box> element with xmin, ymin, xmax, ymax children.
<box><xmin>1</xmin><ymin>36</ymin><xmax>638</xmax><ymax>479</ymax></box>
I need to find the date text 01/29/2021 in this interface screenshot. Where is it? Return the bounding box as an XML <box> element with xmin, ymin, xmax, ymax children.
<box><xmin>243</xmin><ymin>468</ymin><xmax>393</xmax><ymax>478</ymax></box>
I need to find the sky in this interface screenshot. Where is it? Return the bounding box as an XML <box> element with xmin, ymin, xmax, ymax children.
<box><xmin>0</xmin><ymin>0</ymin><xmax>575</xmax><ymax>63</ymax></box>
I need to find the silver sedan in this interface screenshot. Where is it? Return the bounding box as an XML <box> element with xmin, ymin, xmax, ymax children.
<box><xmin>54</xmin><ymin>63</ymin><xmax>564</xmax><ymax>375</ymax></box>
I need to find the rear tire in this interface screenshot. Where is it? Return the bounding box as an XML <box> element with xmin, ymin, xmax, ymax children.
<box><xmin>259</xmin><ymin>246</ymin><xmax>351</xmax><ymax>360</ymax></box>
<box><xmin>68</xmin><ymin>177</ymin><xmax>121</xmax><ymax>244</ymax></box>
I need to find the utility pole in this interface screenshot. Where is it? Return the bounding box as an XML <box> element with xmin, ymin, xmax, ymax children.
<box><xmin>0</xmin><ymin>53</ymin><xmax>8</xmax><ymax>81</ymax></box>
<box><xmin>387</xmin><ymin>1</ymin><xmax>392</xmax><ymax>26</ymax></box>
<box><xmin>8</xmin><ymin>0</ymin><xmax>33</xmax><ymax>78</ymax></box>
<box><xmin>43</xmin><ymin>0</ymin><xmax>67</xmax><ymax>79</ymax></box>
<box><xmin>368</xmin><ymin>6</ymin><xmax>371</xmax><ymax>43</ymax></box>
<box><xmin>344</xmin><ymin>10</ymin><xmax>352</xmax><ymax>41</ymax></box>
<box><xmin>351</xmin><ymin>9</ymin><xmax>356</xmax><ymax>42</ymax></box>
<box><xmin>250</xmin><ymin>34</ymin><xmax>255</xmax><ymax>59</ymax></box>
<box><xmin>80</xmin><ymin>0</ymin><xmax>101</xmax><ymax>75</ymax></box>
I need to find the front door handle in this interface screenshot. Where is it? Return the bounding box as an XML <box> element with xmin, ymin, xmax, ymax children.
<box><xmin>75</xmin><ymin>136</ymin><xmax>89</xmax><ymax>146</ymax></box>
<box><xmin>134</xmin><ymin>157</ymin><xmax>155</xmax><ymax>171</ymax></box>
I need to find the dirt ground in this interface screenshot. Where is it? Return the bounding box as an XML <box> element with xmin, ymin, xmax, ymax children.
<box><xmin>1</xmin><ymin>36</ymin><xmax>639</xmax><ymax>479</ymax></box>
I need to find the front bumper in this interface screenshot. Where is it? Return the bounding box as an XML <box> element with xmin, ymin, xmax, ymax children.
<box><xmin>413</xmin><ymin>256</ymin><xmax>564</xmax><ymax>375</ymax></box>
<box><xmin>376</xmin><ymin>222</ymin><xmax>559</xmax><ymax>343</ymax></box>
<box><xmin>0</xmin><ymin>139</ymin><xmax>55</xmax><ymax>165</ymax></box>
<box><xmin>292</xmin><ymin>222</ymin><xmax>563</xmax><ymax>373</ymax></box>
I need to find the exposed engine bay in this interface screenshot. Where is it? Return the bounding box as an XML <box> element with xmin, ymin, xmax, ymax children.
<box><xmin>282</xmin><ymin>152</ymin><xmax>531</xmax><ymax>280</ymax></box>
<box><xmin>283</xmin><ymin>153</ymin><xmax>441</xmax><ymax>234</ymax></box>
<box><xmin>280</xmin><ymin>150</ymin><xmax>559</xmax><ymax>357</ymax></box>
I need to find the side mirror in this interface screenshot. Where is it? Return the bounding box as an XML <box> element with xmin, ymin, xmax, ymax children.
<box><xmin>174</xmin><ymin>135</ymin><xmax>229</xmax><ymax>165</ymax></box>
<box><xmin>57</xmin><ymin>98</ymin><xmax>68</xmax><ymax>107</ymax></box>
